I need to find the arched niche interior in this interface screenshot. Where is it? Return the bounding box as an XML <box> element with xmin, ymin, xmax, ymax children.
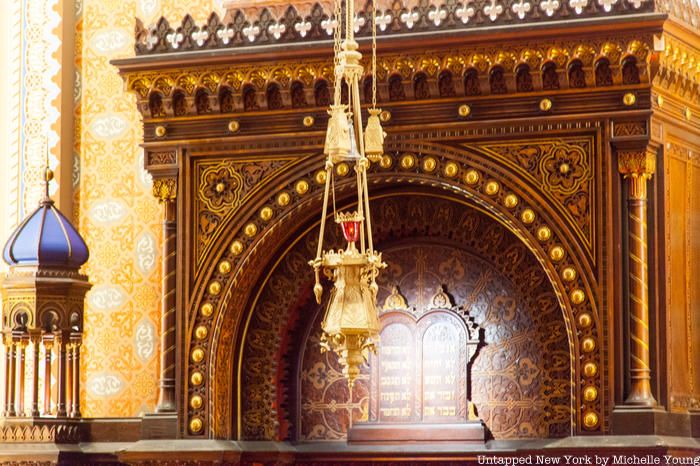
<box><xmin>239</xmin><ymin>191</ymin><xmax>572</xmax><ymax>441</ymax></box>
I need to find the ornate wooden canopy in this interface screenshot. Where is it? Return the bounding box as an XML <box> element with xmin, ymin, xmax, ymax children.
<box><xmin>111</xmin><ymin>0</ymin><xmax>700</xmax><ymax>456</ymax></box>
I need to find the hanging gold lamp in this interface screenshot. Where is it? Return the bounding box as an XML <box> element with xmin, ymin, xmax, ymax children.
<box><xmin>309</xmin><ymin>0</ymin><xmax>386</xmax><ymax>388</ymax></box>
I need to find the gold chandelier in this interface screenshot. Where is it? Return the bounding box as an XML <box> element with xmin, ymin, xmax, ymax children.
<box><xmin>309</xmin><ymin>0</ymin><xmax>386</xmax><ymax>388</ymax></box>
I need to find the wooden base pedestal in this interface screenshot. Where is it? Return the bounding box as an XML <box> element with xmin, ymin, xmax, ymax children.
<box><xmin>348</xmin><ymin>421</ymin><xmax>486</xmax><ymax>444</ymax></box>
<box><xmin>612</xmin><ymin>406</ymin><xmax>700</xmax><ymax>437</ymax></box>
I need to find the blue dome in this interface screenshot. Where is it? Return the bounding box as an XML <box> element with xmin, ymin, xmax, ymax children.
<box><xmin>3</xmin><ymin>199</ymin><xmax>89</xmax><ymax>268</ymax></box>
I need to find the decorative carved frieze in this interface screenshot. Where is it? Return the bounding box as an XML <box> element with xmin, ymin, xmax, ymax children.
<box><xmin>0</xmin><ymin>423</ymin><xmax>82</xmax><ymax>443</ymax></box>
<box><xmin>133</xmin><ymin>0</ymin><xmax>656</xmax><ymax>56</ymax></box>
<box><xmin>122</xmin><ymin>35</ymin><xmax>653</xmax><ymax>121</ymax></box>
<box><xmin>147</xmin><ymin>151</ymin><xmax>177</xmax><ymax>167</ymax></box>
<box><xmin>654</xmin><ymin>35</ymin><xmax>700</xmax><ymax>105</ymax></box>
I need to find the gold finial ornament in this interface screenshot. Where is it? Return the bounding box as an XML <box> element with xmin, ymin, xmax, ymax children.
<box><xmin>379</xmin><ymin>154</ymin><xmax>392</xmax><ymax>168</ymax></box>
<box><xmin>583</xmin><ymin>386</ymin><xmax>598</xmax><ymax>402</ymax></box>
<box><xmin>521</xmin><ymin>209</ymin><xmax>536</xmax><ymax>224</ymax></box>
<box><xmin>195</xmin><ymin>326</ymin><xmax>208</xmax><ymax>340</ymax></box>
<box><xmin>571</xmin><ymin>288</ymin><xmax>586</xmax><ymax>304</ymax></box>
<box><xmin>208</xmin><ymin>281</ymin><xmax>221</xmax><ymax>296</ymax></box>
<box><xmin>584</xmin><ymin>362</ymin><xmax>598</xmax><ymax>377</ymax></box>
<box><xmin>336</xmin><ymin>163</ymin><xmax>350</xmax><ymax>176</ymax></box>
<box><xmin>400</xmin><ymin>154</ymin><xmax>416</xmax><ymax>169</ymax></box>
<box><xmin>537</xmin><ymin>226</ymin><xmax>552</xmax><ymax>241</ymax></box>
<box><xmin>200</xmin><ymin>303</ymin><xmax>213</xmax><ymax>317</ymax></box>
<box><xmin>465</xmin><ymin>169</ymin><xmax>480</xmax><ymax>185</ymax></box>
<box><xmin>230</xmin><ymin>240</ymin><xmax>243</xmax><ymax>255</ymax></box>
<box><xmin>549</xmin><ymin>246</ymin><xmax>565</xmax><ymax>262</ymax></box>
<box><xmin>189</xmin><ymin>417</ymin><xmax>203</xmax><ymax>433</ymax></box>
<box><xmin>578</xmin><ymin>313</ymin><xmax>592</xmax><ymax>328</ymax></box>
<box><xmin>191</xmin><ymin>348</ymin><xmax>205</xmax><ymax>362</ymax></box>
<box><xmin>295</xmin><ymin>180</ymin><xmax>309</xmax><ymax>195</ymax></box>
<box><xmin>485</xmin><ymin>181</ymin><xmax>500</xmax><ymax>195</ymax></box>
<box><xmin>562</xmin><ymin>267</ymin><xmax>577</xmax><ymax>281</ymax></box>
<box><xmin>277</xmin><ymin>192</ymin><xmax>290</xmax><ymax>206</ymax></box>
<box><xmin>310</xmin><ymin>2</ymin><xmax>387</xmax><ymax>388</ymax></box>
<box><xmin>244</xmin><ymin>223</ymin><xmax>257</xmax><ymax>237</ymax></box>
<box><xmin>190</xmin><ymin>371</ymin><xmax>203</xmax><ymax>385</ymax></box>
<box><xmin>190</xmin><ymin>395</ymin><xmax>203</xmax><ymax>409</ymax></box>
<box><xmin>583</xmin><ymin>411</ymin><xmax>599</xmax><ymax>429</ymax></box>
<box><xmin>444</xmin><ymin>162</ymin><xmax>459</xmax><ymax>178</ymax></box>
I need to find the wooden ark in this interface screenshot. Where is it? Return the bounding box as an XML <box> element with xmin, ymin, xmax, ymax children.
<box><xmin>0</xmin><ymin>0</ymin><xmax>699</xmax><ymax>463</ymax></box>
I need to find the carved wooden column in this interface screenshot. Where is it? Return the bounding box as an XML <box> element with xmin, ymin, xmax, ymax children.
<box><xmin>31</xmin><ymin>335</ymin><xmax>40</xmax><ymax>417</ymax></box>
<box><xmin>56</xmin><ymin>335</ymin><xmax>68</xmax><ymax>417</ymax></box>
<box><xmin>70</xmin><ymin>342</ymin><xmax>81</xmax><ymax>417</ymax></box>
<box><xmin>43</xmin><ymin>339</ymin><xmax>52</xmax><ymax>415</ymax></box>
<box><xmin>17</xmin><ymin>340</ymin><xmax>26</xmax><ymax>416</ymax></box>
<box><xmin>618</xmin><ymin>148</ymin><xmax>657</xmax><ymax>407</ymax></box>
<box><xmin>7</xmin><ymin>339</ymin><xmax>16</xmax><ymax>416</ymax></box>
<box><xmin>154</xmin><ymin>177</ymin><xmax>178</xmax><ymax>413</ymax></box>
<box><xmin>4</xmin><ymin>337</ymin><xmax>14</xmax><ymax>416</ymax></box>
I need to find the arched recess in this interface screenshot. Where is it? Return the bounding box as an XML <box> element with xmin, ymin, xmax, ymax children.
<box><xmin>244</xmin><ymin>192</ymin><xmax>573</xmax><ymax>441</ymax></box>
<box><xmin>187</xmin><ymin>141</ymin><xmax>603</xmax><ymax>440</ymax></box>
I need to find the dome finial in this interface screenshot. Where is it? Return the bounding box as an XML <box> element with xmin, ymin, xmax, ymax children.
<box><xmin>43</xmin><ymin>138</ymin><xmax>54</xmax><ymax>204</ymax></box>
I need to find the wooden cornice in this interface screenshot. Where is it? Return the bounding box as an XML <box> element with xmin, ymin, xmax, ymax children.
<box><xmin>113</xmin><ymin>13</ymin><xmax>665</xmax><ymax>73</ymax></box>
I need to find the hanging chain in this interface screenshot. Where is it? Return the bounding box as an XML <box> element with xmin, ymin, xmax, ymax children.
<box><xmin>371</xmin><ymin>0</ymin><xmax>377</xmax><ymax>110</ymax></box>
<box><xmin>332</xmin><ymin>0</ymin><xmax>342</xmax><ymax>104</ymax></box>
<box><xmin>331</xmin><ymin>170</ymin><xmax>338</xmax><ymax>220</ymax></box>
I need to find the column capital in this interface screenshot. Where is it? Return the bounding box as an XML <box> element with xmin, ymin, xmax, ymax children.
<box><xmin>618</xmin><ymin>149</ymin><xmax>656</xmax><ymax>177</ymax></box>
<box><xmin>153</xmin><ymin>177</ymin><xmax>177</xmax><ymax>204</ymax></box>
<box><xmin>618</xmin><ymin>149</ymin><xmax>656</xmax><ymax>200</ymax></box>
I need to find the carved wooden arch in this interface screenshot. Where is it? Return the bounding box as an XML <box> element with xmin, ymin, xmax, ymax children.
<box><xmin>244</xmin><ymin>191</ymin><xmax>573</xmax><ymax>441</ymax></box>
<box><xmin>186</xmin><ymin>137</ymin><xmax>604</xmax><ymax>439</ymax></box>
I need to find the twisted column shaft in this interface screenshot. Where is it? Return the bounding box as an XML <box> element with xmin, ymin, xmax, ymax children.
<box><xmin>619</xmin><ymin>150</ymin><xmax>657</xmax><ymax>407</ymax></box>
<box><xmin>155</xmin><ymin>182</ymin><xmax>177</xmax><ymax>413</ymax></box>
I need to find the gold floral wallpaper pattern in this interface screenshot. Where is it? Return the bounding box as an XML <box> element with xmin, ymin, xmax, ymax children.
<box><xmin>77</xmin><ymin>0</ymin><xmax>219</xmax><ymax>417</ymax></box>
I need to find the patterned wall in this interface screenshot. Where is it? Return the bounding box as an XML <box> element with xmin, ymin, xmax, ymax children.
<box><xmin>76</xmin><ymin>0</ymin><xmax>221</xmax><ymax>417</ymax></box>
